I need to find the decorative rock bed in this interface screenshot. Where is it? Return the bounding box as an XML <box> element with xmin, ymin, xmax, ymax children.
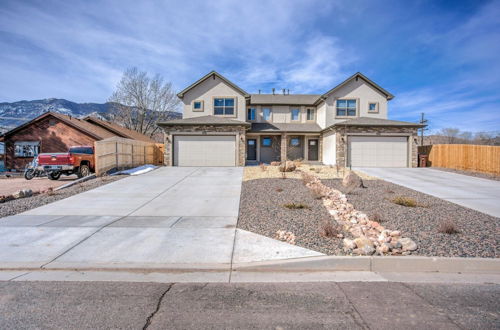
<box><xmin>301</xmin><ymin>171</ymin><xmax>418</xmax><ymax>256</ymax></box>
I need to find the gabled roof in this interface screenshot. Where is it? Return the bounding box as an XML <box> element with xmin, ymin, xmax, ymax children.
<box><xmin>157</xmin><ymin>115</ymin><xmax>250</xmax><ymax>126</ymax></box>
<box><xmin>84</xmin><ymin>116</ymin><xmax>156</xmax><ymax>143</ymax></box>
<box><xmin>0</xmin><ymin>112</ymin><xmax>116</xmax><ymax>140</ymax></box>
<box><xmin>325</xmin><ymin>117</ymin><xmax>424</xmax><ymax>130</ymax></box>
<box><xmin>318</xmin><ymin>72</ymin><xmax>394</xmax><ymax>104</ymax></box>
<box><xmin>177</xmin><ymin>71</ymin><xmax>249</xmax><ymax>98</ymax></box>
<box><xmin>250</xmin><ymin>122</ymin><xmax>322</xmax><ymax>133</ymax></box>
<box><xmin>250</xmin><ymin>94</ymin><xmax>321</xmax><ymax>105</ymax></box>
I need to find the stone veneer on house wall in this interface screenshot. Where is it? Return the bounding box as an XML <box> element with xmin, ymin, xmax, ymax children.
<box><xmin>332</xmin><ymin>126</ymin><xmax>419</xmax><ymax>168</ymax></box>
<box><xmin>160</xmin><ymin>124</ymin><xmax>247</xmax><ymax>166</ymax></box>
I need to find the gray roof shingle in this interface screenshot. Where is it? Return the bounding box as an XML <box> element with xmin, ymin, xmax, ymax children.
<box><xmin>157</xmin><ymin>115</ymin><xmax>250</xmax><ymax>126</ymax></box>
<box><xmin>250</xmin><ymin>94</ymin><xmax>321</xmax><ymax>105</ymax></box>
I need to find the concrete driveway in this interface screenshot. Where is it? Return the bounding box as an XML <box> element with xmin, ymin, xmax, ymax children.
<box><xmin>356</xmin><ymin>167</ymin><xmax>500</xmax><ymax>217</ymax></box>
<box><xmin>0</xmin><ymin>167</ymin><xmax>321</xmax><ymax>272</ymax></box>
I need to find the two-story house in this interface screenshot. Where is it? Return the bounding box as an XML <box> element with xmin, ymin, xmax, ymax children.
<box><xmin>158</xmin><ymin>71</ymin><xmax>423</xmax><ymax>167</ymax></box>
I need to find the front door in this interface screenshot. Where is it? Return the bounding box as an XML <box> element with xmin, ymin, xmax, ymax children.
<box><xmin>247</xmin><ymin>139</ymin><xmax>257</xmax><ymax>161</ymax></box>
<box><xmin>308</xmin><ymin>139</ymin><xmax>319</xmax><ymax>161</ymax></box>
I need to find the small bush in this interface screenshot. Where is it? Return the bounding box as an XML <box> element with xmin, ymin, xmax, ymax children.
<box><xmin>293</xmin><ymin>158</ymin><xmax>303</xmax><ymax>167</ymax></box>
<box><xmin>275</xmin><ymin>188</ymin><xmax>283</xmax><ymax>192</ymax></box>
<box><xmin>270</xmin><ymin>161</ymin><xmax>281</xmax><ymax>166</ymax></box>
<box><xmin>283</xmin><ymin>203</ymin><xmax>310</xmax><ymax>210</ymax></box>
<box><xmin>259</xmin><ymin>163</ymin><xmax>267</xmax><ymax>172</ymax></box>
<box><xmin>46</xmin><ymin>187</ymin><xmax>55</xmax><ymax>196</ymax></box>
<box><xmin>319</xmin><ymin>220</ymin><xmax>339</xmax><ymax>238</ymax></box>
<box><xmin>438</xmin><ymin>219</ymin><xmax>460</xmax><ymax>234</ymax></box>
<box><xmin>392</xmin><ymin>196</ymin><xmax>417</xmax><ymax>207</ymax></box>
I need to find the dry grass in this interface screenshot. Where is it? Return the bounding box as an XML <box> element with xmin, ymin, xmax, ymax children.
<box><xmin>243</xmin><ymin>165</ymin><xmax>376</xmax><ymax>181</ymax></box>
<box><xmin>391</xmin><ymin>196</ymin><xmax>417</xmax><ymax>207</ymax></box>
<box><xmin>283</xmin><ymin>202</ymin><xmax>310</xmax><ymax>210</ymax></box>
<box><xmin>438</xmin><ymin>219</ymin><xmax>460</xmax><ymax>234</ymax></box>
<box><xmin>319</xmin><ymin>220</ymin><xmax>340</xmax><ymax>238</ymax></box>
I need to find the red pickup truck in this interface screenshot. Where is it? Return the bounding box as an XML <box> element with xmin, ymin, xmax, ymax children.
<box><xmin>37</xmin><ymin>146</ymin><xmax>95</xmax><ymax>180</ymax></box>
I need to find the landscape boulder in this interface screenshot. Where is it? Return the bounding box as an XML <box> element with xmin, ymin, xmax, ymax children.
<box><xmin>342</xmin><ymin>171</ymin><xmax>365</xmax><ymax>189</ymax></box>
<box><xmin>399</xmin><ymin>237</ymin><xmax>418</xmax><ymax>251</ymax></box>
<box><xmin>279</xmin><ymin>161</ymin><xmax>296</xmax><ymax>172</ymax></box>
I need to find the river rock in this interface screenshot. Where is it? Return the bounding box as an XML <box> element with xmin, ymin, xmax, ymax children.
<box><xmin>400</xmin><ymin>238</ymin><xmax>418</xmax><ymax>251</ymax></box>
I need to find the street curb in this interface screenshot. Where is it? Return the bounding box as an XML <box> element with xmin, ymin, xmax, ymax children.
<box><xmin>232</xmin><ymin>256</ymin><xmax>500</xmax><ymax>274</ymax></box>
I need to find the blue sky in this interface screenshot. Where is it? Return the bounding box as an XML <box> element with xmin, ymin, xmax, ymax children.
<box><xmin>1</xmin><ymin>0</ymin><xmax>499</xmax><ymax>132</ymax></box>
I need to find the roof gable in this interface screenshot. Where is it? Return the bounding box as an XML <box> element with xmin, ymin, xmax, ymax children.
<box><xmin>177</xmin><ymin>71</ymin><xmax>249</xmax><ymax>99</ymax></box>
<box><xmin>84</xmin><ymin>116</ymin><xmax>156</xmax><ymax>143</ymax></box>
<box><xmin>319</xmin><ymin>72</ymin><xmax>394</xmax><ymax>103</ymax></box>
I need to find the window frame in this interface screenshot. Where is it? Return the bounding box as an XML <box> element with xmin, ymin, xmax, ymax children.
<box><xmin>247</xmin><ymin>107</ymin><xmax>256</xmax><ymax>121</ymax></box>
<box><xmin>261</xmin><ymin>136</ymin><xmax>273</xmax><ymax>148</ymax></box>
<box><xmin>192</xmin><ymin>100</ymin><xmax>204</xmax><ymax>112</ymax></box>
<box><xmin>368</xmin><ymin>102</ymin><xmax>379</xmax><ymax>113</ymax></box>
<box><xmin>306</xmin><ymin>108</ymin><xmax>315</xmax><ymax>121</ymax></box>
<box><xmin>336</xmin><ymin>99</ymin><xmax>357</xmax><ymax>117</ymax></box>
<box><xmin>212</xmin><ymin>97</ymin><xmax>236</xmax><ymax>117</ymax></box>
<box><xmin>289</xmin><ymin>137</ymin><xmax>301</xmax><ymax>147</ymax></box>
<box><xmin>14</xmin><ymin>141</ymin><xmax>40</xmax><ymax>158</ymax></box>
<box><xmin>290</xmin><ymin>108</ymin><xmax>300</xmax><ymax>121</ymax></box>
<box><xmin>262</xmin><ymin>107</ymin><xmax>272</xmax><ymax>121</ymax></box>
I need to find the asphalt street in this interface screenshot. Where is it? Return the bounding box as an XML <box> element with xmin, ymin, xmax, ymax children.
<box><xmin>0</xmin><ymin>281</ymin><xmax>498</xmax><ymax>329</ymax></box>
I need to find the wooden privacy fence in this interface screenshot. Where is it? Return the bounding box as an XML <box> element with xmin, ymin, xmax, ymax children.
<box><xmin>94</xmin><ymin>137</ymin><xmax>164</xmax><ymax>175</ymax></box>
<box><xmin>418</xmin><ymin>144</ymin><xmax>500</xmax><ymax>175</ymax></box>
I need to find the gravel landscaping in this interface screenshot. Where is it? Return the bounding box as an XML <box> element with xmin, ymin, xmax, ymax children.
<box><xmin>432</xmin><ymin>167</ymin><xmax>500</xmax><ymax>181</ymax></box>
<box><xmin>238</xmin><ymin>178</ymin><xmax>344</xmax><ymax>255</ymax></box>
<box><xmin>0</xmin><ymin>176</ymin><xmax>124</xmax><ymax>218</ymax></box>
<box><xmin>323</xmin><ymin>179</ymin><xmax>499</xmax><ymax>258</ymax></box>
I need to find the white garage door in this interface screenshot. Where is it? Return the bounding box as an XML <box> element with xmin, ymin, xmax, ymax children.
<box><xmin>174</xmin><ymin>135</ymin><xmax>236</xmax><ymax>166</ymax></box>
<box><xmin>349</xmin><ymin>136</ymin><xmax>408</xmax><ymax>167</ymax></box>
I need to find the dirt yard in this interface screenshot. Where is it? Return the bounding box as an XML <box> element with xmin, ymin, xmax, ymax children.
<box><xmin>0</xmin><ymin>175</ymin><xmax>78</xmax><ymax>196</ymax></box>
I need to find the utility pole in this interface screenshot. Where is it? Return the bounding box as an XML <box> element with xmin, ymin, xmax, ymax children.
<box><xmin>419</xmin><ymin>113</ymin><xmax>428</xmax><ymax>146</ymax></box>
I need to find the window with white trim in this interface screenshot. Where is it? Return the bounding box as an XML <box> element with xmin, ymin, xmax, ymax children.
<box><xmin>291</xmin><ymin>108</ymin><xmax>300</xmax><ymax>121</ymax></box>
<box><xmin>262</xmin><ymin>107</ymin><xmax>272</xmax><ymax>121</ymax></box>
<box><xmin>368</xmin><ymin>102</ymin><xmax>378</xmax><ymax>112</ymax></box>
<box><xmin>193</xmin><ymin>100</ymin><xmax>204</xmax><ymax>112</ymax></box>
<box><xmin>306</xmin><ymin>108</ymin><xmax>315</xmax><ymax>120</ymax></box>
<box><xmin>336</xmin><ymin>99</ymin><xmax>356</xmax><ymax>116</ymax></box>
<box><xmin>247</xmin><ymin>108</ymin><xmax>256</xmax><ymax>121</ymax></box>
<box><xmin>213</xmin><ymin>98</ymin><xmax>235</xmax><ymax>116</ymax></box>
<box><xmin>14</xmin><ymin>141</ymin><xmax>40</xmax><ymax>157</ymax></box>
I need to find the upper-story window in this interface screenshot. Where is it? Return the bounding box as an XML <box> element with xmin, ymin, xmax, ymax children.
<box><xmin>291</xmin><ymin>108</ymin><xmax>300</xmax><ymax>121</ymax></box>
<box><xmin>193</xmin><ymin>100</ymin><xmax>204</xmax><ymax>112</ymax></box>
<box><xmin>306</xmin><ymin>108</ymin><xmax>315</xmax><ymax>121</ymax></box>
<box><xmin>262</xmin><ymin>107</ymin><xmax>272</xmax><ymax>121</ymax></box>
<box><xmin>336</xmin><ymin>99</ymin><xmax>356</xmax><ymax>117</ymax></box>
<box><xmin>368</xmin><ymin>102</ymin><xmax>378</xmax><ymax>113</ymax></box>
<box><xmin>214</xmin><ymin>98</ymin><xmax>235</xmax><ymax>116</ymax></box>
<box><xmin>247</xmin><ymin>108</ymin><xmax>256</xmax><ymax>121</ymax></box>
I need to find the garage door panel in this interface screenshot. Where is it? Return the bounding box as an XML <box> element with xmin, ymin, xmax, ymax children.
<box><xmin>174</xmin><ymin>136</ymin><xmax>236</xmax><ymax>166</ymax></box>
<box><xmin>349</xmin><ymin>136</ymin><xmax>408</xmax><ymax>168</ymax></box>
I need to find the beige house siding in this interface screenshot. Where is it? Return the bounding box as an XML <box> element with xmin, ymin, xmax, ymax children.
<box><xmin>181</xmin><ymin>75</ymin><xmax>247</xmax><ymax>121</ymax></box>
<box><xmin>324</xmin><ymin>78</ymin><xmax>388</xmax><ymax>128</ymax></box>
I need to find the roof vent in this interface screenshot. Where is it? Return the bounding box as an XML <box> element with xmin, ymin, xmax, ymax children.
<box><xmin>272</xmin><ymin>88</ymin><xmax>275</xmax><ymax>95</ymax></box>
<box><xmin>258</xmin><ymin>89</ymin><xmax>261</xmax><ymax>94</ymax></box>
<box><xmin>287</xmin><ymin>89</ymin><xmax>290</xmax><ymax>95</ymax></box>
<box><xmin>282</xmin><ymin>89</ymin><xmax>285</xmax><ymax>95</ymax></box>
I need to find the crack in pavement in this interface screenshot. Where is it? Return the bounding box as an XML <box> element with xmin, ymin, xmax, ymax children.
<box><xmin>143</xmin><ymin>283</ymin><xmax>174</xmax><ymax>330</ymax></box>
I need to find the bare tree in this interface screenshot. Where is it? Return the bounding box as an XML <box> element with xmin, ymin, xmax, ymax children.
<box><xmin>439</xmin><ymin>128</ymin><xmax>460</xmax><ymax>144</ymax></box>
<box><xmin>109</xmin><ymin>67</ymin><xmax>180</xmax><ymax>137</ymax></box>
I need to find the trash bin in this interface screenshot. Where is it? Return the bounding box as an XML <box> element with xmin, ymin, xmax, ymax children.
<box><xmin>418</xmin><ymin>154</ymin><xmax>428</xmax><ymax>167</ymax></box>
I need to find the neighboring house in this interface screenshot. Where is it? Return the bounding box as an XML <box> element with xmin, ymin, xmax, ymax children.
<box><xmin>0</xmin><ymin>111</ymin><xmax>155</xmax><ymax>171</ymax></box>
<box><xmin>158</xmin><ymin>71</ymin><xmax>424</xmax><ymax>167</ymax></box>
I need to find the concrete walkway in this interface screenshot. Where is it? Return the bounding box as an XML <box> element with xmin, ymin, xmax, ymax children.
<box><xmin>356</xmin><ymin>167</ymin><xmax>500</xmax><ymax>217</ymax></box>
<box><xmin>0</xmin><ymin>167</ymin><xmax>322</xmax><ymax>271</ymax></box>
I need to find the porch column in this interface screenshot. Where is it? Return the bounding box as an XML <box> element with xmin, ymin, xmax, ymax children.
<box><xmin>280</xmin><ymin>133</ymin><xmax>287</xmax><ymax>162</ymax></box>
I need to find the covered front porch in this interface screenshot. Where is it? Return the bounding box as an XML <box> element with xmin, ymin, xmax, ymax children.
<box><xmin>245</xmin><ymin>133</ymin><xmax>322</xmax><ymax>164</ymax></box>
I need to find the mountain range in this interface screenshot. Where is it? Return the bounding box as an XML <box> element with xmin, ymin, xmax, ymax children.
<box><xmin>0</xmin><ymin>98</ymin><xmax>181</xmax><ymax>133</ymax></box>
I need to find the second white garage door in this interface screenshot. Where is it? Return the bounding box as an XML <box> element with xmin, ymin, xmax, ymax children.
<box><xmin>173</xmin><ymin>135</ymin><xmax>236</xmax><ymax>166</ymax></box>
<box><xmin>349</xmin><ymin>136</ymin><xmax>408</xmax><ymax>167</ymax></box>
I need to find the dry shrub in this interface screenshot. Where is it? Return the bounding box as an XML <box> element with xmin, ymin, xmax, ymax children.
<box><xmin>369</xmin><ymin>212</ymin><xmax>383</xmax><ymax>223</ymax></box>
<box><xmin>46</xmin><ymin>187</ymin><xmax>55</xmax><ymax>196</ymax></box>
<box><xmin>281</xmin><ymin>171</ymin><xmax>287</xmax><ymax>179</ymax></box>
<box><xmin>283</xmin><ymin>203</ymin><xmax>310</xmax><ymax>210</ymax></box>
<box><xmin>293</xmin><ymin>158</ymin><xmax>303</xmax><ymax>167</ymax></box>
<box><xmin>392</xmin><ymin>196</ymin><xmax>417</xmax><ymax>207</ymax></box>
<box><xmin>438</xmin><ymin>219</ymin><xmax>460</xmax><ymax>234</ymax></box>
<box><xmin>301</xmin><ymin>172</ymin><xmax>315</xmax><ymax>185</ymax></box>
<box><xmin>319</xmin><ymin>220</ymin><xmax>340</xmax><ymax>238</ymax></box>
<box><xmin>270</xmin><ymin>161</ymin><xmax>281</xmax><ymax>166</ymax></box>
<box><xmin>275</xmin><ymin>188</ymin><xmax>283</xmax><ymax>192</ymax></box>
<box><xmin>259</xmin><ymin>163</ymin><xmax>267</xmax><ymax>172</ymax></box>
<box><xmin>310</xmin><ymin>183</ymin><xmax>327</xmax><ymax>199</ymax></box>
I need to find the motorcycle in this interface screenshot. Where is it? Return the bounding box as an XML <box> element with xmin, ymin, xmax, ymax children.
<box><xmin>24</xmin><ymin>158</ymin><xmax>46</xmax><ymax>180</ymax></box>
